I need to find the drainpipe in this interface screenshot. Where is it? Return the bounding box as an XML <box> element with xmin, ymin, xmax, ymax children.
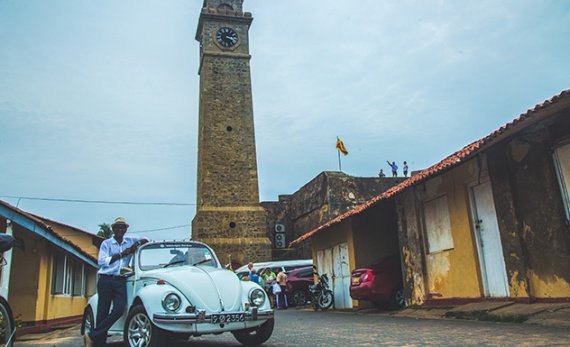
<box><xmin>0</xmin><ymin>220</ymin><xmax>14</xmax><ymax>299</ymax></box>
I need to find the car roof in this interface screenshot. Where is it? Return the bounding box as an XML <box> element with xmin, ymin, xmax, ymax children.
<box><xmin>235</xmin><ymin>259</ymin><xmax>312</xmax><ymax>273</ymax></box>
<box><xmin>287</xmin><ymin>266</ymin><xmax>314</xmax><ymax>275</ymax></box>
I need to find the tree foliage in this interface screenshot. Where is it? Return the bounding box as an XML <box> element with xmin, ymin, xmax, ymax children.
<box><xmin>97</xmin><ymin>223</ymin><xmax>113</xmax><ymax>239</ymax></box>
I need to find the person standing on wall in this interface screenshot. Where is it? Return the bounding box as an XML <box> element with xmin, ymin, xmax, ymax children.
<box><xmin>403</xmin><ymin>161</ymin><xmax>409</xmax><ymax>177</ymax></box>
<box><xmin>387</xmin><ymin>160</ymin><xmax>398</xmax><ymax>177</ymax></box>
<box><xmin>83</xmin><ymin>217</ymin><xmax>149</xmax><ymax>347</ymax></box>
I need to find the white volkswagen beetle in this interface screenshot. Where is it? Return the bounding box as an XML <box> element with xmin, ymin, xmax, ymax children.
<box><xmin>81</xmin><ymin>240</ymin><xmax>274</xmax><ymax>347</ymax></box>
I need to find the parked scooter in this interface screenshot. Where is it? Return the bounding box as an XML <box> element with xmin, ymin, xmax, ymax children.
<box><xmin>308</xmin><ymin>266</ymin><xmax>334</xmax><ymax>311</ymax></box>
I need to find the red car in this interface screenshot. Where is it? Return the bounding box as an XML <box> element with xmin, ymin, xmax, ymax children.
<box><xmin>349</xmin><ymin>255</ymin><xmax>405</xmax><ymax>309</ymax></box>
<box><xmin>285</xmin><ymin>266</ymin><xmax>315</xmax><ymax>306</ymax></box>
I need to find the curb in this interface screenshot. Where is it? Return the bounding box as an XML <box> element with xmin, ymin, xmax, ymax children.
<box><xmin>390</xmin><ymin>302</ymin><xmax>570</xmax><ymax>328</ymax></box>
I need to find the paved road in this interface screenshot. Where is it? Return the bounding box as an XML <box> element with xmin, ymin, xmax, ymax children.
<box><xmin>14</xmin><ymin>308</ymin><xmax>570</xmax><ymax>347</ymax></box>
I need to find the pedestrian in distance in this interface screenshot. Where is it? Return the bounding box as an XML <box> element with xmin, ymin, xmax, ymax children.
<box><xmin>387</xmin><ymin>160</ymin><xmax>398</xmax><ymax>177</ymax></box>
<box><xmin>256</xmin><ymin>269</ymin><xmax>266</xmax><ymax>289</ymax></box>
<box><xmin>250</xmin><ymin>268</ymin><xmax>260</xmax><ymax>284</ymax></box>
<box><xmin>83</xmin><ymin>217</ymin><xmax>149</xmax><ymax>347</ymax></box>
<box><xmin>263</xmin><ymin>268</ymin><xmax>277</xmax><ymax>308</ymax></box>
<box><xmin>403</xmin><ymin>161</ymin><xmax>409</xmax><ymax>177</ymax></box>
<box><xmin>275</xmin><ymin>268</ymin><xmax>288</xmax><ymax>310</ymax></box>
<box><xmin>378</xmin><ymin>169</ymin><xmax>386</xmax><ymax>177</ymax></box>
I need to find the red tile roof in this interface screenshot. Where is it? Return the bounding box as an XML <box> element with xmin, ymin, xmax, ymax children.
<box><xmin>290</xmin><ymin>89</ymin><xmax>570</xmax><ymax>247</ymax></box>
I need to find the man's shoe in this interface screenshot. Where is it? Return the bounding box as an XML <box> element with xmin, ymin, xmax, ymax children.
<box><xmin>83</xmin><ymin>333</ymin><xmax>93</xmax><ymax>347</ymax></box>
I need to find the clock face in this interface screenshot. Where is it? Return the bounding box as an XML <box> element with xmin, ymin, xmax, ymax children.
<box><xmin>216</xmin><ymin>27</ymin><xmax>239</xmax><ymax>48</ymax></box>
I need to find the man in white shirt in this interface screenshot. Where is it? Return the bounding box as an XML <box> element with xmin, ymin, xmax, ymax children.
<box><xmin>84</xmin><ymin>217</ymin><xmax>149</xmax><ymax>347</ymax></box>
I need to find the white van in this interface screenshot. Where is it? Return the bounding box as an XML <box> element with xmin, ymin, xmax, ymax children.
<box><xmin>235</xmin><ymin>259</ymin><xmax>313</xmax><ymax>279</ymax></box>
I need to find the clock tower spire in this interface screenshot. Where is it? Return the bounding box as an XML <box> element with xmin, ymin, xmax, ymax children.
<box><xmin>192</xmin><ymin>0</ymin><xmax>271</xmax><ymax>265</ymax></box>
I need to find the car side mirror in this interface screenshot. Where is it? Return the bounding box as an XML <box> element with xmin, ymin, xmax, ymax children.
<box><xmin>120</xmin><ymin>266</ymin><xmax>135</xmax><ymax>277</ymax></box>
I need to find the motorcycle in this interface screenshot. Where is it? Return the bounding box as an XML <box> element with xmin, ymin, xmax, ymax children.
<box><xmin>308</xmin><ymin>267</ymin><xmax>334</xmax><ymax>311</ymax></box>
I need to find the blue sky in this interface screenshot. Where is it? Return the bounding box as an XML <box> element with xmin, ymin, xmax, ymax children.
<box><xmin>1</xmin><ymin>1</ymin><xmax>569</xmax><ymax>240</ymax></box>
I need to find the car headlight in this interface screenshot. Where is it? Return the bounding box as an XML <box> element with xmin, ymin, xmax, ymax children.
<box><xmin>249</xmin><ymin>288</ymin><xmax>266</xmax><ymax>307</ymax></box>
<box><xmin>162</xmin><ymin>292</ymin><xmax>182</xmax><ymax>312</ymax></box>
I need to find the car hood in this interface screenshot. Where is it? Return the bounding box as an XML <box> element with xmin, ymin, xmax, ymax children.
<box><xmin>143</xmin><ymin>266</ymin><xmax>243</xmax><ymax>312</ymax></box>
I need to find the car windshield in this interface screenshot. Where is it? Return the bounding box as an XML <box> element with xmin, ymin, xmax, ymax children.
<box><xmin>139</xmin><ymin>242</ymin><xmax>218</xmax><ymax>270</ymax></box>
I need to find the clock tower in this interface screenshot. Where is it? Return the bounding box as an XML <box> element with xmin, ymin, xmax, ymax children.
<box><xmin>192</xmin><ymin>0</ymin><xmax>271</xmax><ymax>265</ymax></box>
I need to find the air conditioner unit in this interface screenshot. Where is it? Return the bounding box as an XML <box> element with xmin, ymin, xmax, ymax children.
<box><xmin>275</xmin><ymin>224</ymin><xmax>286</xmax><ymax>233</ymax></box>
<box><xmin>275</xmin><ymin>233</ymin><xmax>286</xmax><ymax>249</ymax></box>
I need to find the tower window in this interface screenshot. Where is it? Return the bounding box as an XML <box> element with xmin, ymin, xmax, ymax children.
<box><xmin>229</xmin><ymin>222</ymin><xmax>236</xmax><ymax>228</ymax></box>
<box><xmin>227</xmin><ymin>126</ymin><xmax>233</xmax><ymax>132</ymax></box>
<box><xmin>217</xmin><ymin>4</ymin><xmax>233</xmax><ymax>11</ymax></box>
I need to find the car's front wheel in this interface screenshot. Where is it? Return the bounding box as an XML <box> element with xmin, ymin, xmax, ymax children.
<box><xmin>232</xmin><ymin>318</ymin><xmax>274</xmax><ymax>346</ymax></box>
<box><xmin>290</xmin><ymin>290</ymin><xmax>308</xmax><ymax>306</ymax></box>
<box><xmin>124</xmin><ymin>305</ymin><xmax>164</xmax><ymax>347</ymax></box>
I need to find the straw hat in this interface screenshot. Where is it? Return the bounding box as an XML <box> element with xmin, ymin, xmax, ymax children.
<box><xmin>111</xmin><ymin>217</ymin><xmax>129</xmax><ymax>228</ymax></box>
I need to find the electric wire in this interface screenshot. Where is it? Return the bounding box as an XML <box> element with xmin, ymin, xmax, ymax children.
<box><xmin>0</xmin><ymin>195</ymin><xmax>195</xmax><ymax>235</ymax></box>
<box><xmin>0</xmin><ymin>195</ymin><xmax>195</xmax><ymax>206</ymax></box>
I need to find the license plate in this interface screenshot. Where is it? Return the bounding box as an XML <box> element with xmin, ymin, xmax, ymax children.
<box><xmin>211</xmin><ymin>313</ymin><xmax>245</xmax><ymax>323</ymax></box>
<box><xmin>351</xmin><ymin>277</ymin><xmax>360</xmax><ymax>284</ymax></box>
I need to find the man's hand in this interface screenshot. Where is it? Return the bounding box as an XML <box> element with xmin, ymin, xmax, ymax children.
<box><xmin>129</xmin><ymin>239</ymin><xmax>149</xmax><ymax>252</ymax></box>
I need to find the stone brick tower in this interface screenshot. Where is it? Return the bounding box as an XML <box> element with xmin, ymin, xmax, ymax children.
<box><xmin>192</xmin><ymin>0</ymin><xmax>271</xmax><ymax>266</ymax></box>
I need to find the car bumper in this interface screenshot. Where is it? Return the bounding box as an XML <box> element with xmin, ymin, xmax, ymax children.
<box><xmin>153</xmin><ymin>307</ymin><xmax>274</xmax><ymax>324</ymax></box>
<box><xmin>350</xmin><ymin>283</ymin><xmax>393</xmax><ymax>302</ymax></box>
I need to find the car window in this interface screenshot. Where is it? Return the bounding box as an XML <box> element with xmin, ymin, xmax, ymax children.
<box><xmin>297</xmin><ymin>269</ymin><xmax>314</xmax><ymax>278</ymax></box>
<box><xmin>139</xmin><ymin>242</ymin><xmax>217</xmax><ymax>270</ymax></box>
<box><xmin>288</xmin><ymin>264</ymin><xmax>312</xmax><ymax>271</ymax></box>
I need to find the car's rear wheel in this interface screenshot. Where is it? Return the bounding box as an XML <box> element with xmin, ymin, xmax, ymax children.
<box><xmin>290</xmin><ymin>290</ymin><xmax>308</xmax><ymax>306</ymax></box>
<box><xmin>80</xmin><ymin>306</ymin><xmax>94</xmax><ymax>336</ymax></box>
<box><xmin>232</xmin><ymin>318</ymin><xmax>274</xmax><ymax>346</ymax></box>
<box><xmin>125</xmin><ymin>305</ymin><xmax>165</xmax><ymax>347</ymax></box>
<box><xmin>391</xmin><ymin>285</ymin><xmax>406</xmax><ymax>309</ymax></box>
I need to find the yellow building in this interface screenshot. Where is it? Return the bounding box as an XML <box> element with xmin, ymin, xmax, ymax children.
<box><xmin>292</xmin><ymin>89</ymin><xmax>570</xmax><ymax>307</ymax></box>
<box><xmin>0</xmin><ymin>200</ymin><xmax>100</xmax><ymax>335</ymax></box>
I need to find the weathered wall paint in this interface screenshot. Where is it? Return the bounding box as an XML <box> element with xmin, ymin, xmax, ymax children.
<box><xmin>527</xmin><ymin>270</ymin><xmax>570</xmax><ymax>298</ymax></box>
<box><xmin>398</xmin><ymin>191</ymin><xmax>426</xmax><ymax>305</ymax></box>
<box><xmin>9</xmin><ymin>228</ymin><xmax>41</xmax><ymax>321</ymax></box>
<box><xmin>426</xmin><ymin>159</ymin><xmax>484</xmax><ymax>299</ymax></box>
<box><xmin>488</xmin><ymin>110</ymin><xmax>570</xmax><ymax>300</ymax></box>
<box><xmin>399</xmin><ymin>158</ymin><xmax>490</xmax><ymax>302</ymax></box>
<box><xmin>399</xmin><ymin>107</ymin><xmax>570</xmax><ymax>304</ymax></box>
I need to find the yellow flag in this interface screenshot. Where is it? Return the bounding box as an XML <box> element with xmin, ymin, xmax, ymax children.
<box><xmin>336</xmin><ymin>137</ymin><xmax>348</xmax><ymax>156</ymax></box>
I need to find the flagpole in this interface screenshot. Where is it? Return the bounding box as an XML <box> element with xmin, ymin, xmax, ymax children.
<box><xmin>338</xmin><ymin>149</ymin><xmax>342</xmax><ymax>172</ymax></box>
